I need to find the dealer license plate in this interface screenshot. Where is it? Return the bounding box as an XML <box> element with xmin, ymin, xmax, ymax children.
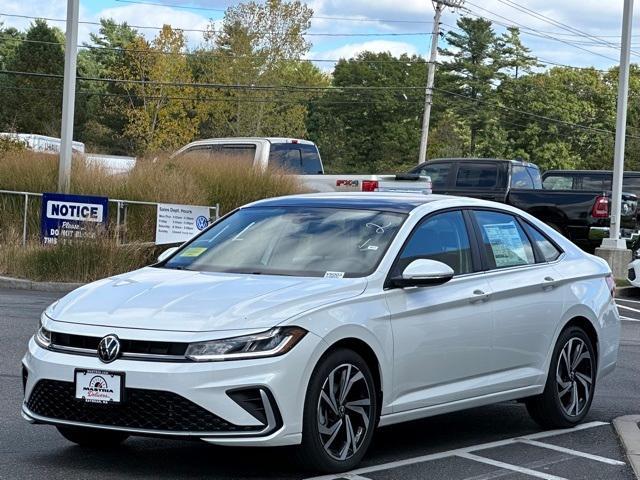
<box><xmin>74</xmin><ymin>369</ymin><xmax>123</xmax><ymax>404</ymax></box>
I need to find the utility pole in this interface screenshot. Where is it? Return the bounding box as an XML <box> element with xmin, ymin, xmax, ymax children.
<box><xmin>596</xmin><ymin>0</ymin><xmax>634</xmax><ymax>279</ymax></box>
<box><xmin>418</xmin><ymin>0</ymin><xmax>464</xmax><ymax>166</ymax></box>
<box><xmin>602</xmin><ymin>0</ymin><xmax>634</xmax><ymax>250</ymax></box>
<box><xmin>57</xmin><ymin>0</ymin><xmax>80</xmax><ymax>193</ymax></box>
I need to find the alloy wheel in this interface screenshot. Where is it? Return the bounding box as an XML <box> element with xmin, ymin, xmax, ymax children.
<box><xmin>316</xmin><ymin>363</ymin><xmax>372</xmax><ymax>461</ymax></box>
<box><xmin>556</xmin><ymin>337</ymin><xmax>593</xmax><ymax>417</ymax></box>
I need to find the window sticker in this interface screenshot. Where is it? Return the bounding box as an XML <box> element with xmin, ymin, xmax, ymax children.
<box><xmin>179</xmin><ymin>247</ymin><xmax>208</xmax><ymax>257</ymax></box>
<box><xmin>324</xmin><ymin>271</ymin><xmax>345</xmax><ymax>279</ymax></box>
<box><xmin>482</xmin><ymin>222</ymin><xmax>528</xmax><ymax>267</ymax></box>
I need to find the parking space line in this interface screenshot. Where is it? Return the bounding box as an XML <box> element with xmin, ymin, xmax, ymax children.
<box><xmin>456</xmin><ymin>452</ymin><xmax>568</xmax><ymax>480</ymax></box>
<box><xmin>616</xmin><ymin>298</ymin><xmax>640</xmax><ymax>305</ymax></box>
<box><xmin>621</xmin><ymin>316</ymin><xmax>640</xmax><ymax>322</ymax></box>
<box><xmin>517</xmin><ymin>439</ymin><xmax>626</xmax><ymax>466</ymax></box>
<box><xmin>304</xmin><ymin>421</ymin><xmax>608</xmax><ymax>480</ymax></box>
<box><xmin>617</xmin><ymin>304</ymin><xmax>640</xmax><ymax>314</ymax></box>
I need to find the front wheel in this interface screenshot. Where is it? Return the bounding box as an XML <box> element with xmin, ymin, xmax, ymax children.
<box><xmin>298</xmin><ymin>348</ymin><xmax>378</xmax><ymax>473</ymax></box>
<box><xmin>526</xmin><ymin>326</ymin><xmax>596</xmax><ymax>429</ymax></box>
<box><xmin>57</xmin><ymin>425</ymin><xmax>129</xmax><ymax>447</ymax></box>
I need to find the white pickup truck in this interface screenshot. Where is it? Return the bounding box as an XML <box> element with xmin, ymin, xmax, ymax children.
<box><xmin>173</xmin><ymin>137</ymin><xmax>432</xmax><ymax>194</ymax></box>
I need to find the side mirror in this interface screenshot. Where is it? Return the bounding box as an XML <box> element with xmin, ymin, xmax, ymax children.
<box><xmin>157</xmin><ymin>246</ymin><xmax>180</xmax><ymax>263</ymax></box>
<box><xmin>391</xmin><ymin>259</ymin><xmax>454</xmax><ymax>288</ymax></box>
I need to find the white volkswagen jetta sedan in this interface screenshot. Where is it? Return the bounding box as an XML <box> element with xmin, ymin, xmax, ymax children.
<box><xmin>22</xmin><ymin>193</ymin><xmax>620</xmax><ymax>473</ymax></box>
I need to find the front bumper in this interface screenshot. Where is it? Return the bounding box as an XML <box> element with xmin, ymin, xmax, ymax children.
<box><xmin>22</xmin><ymin>331</ymin><xmax>323</xmax><ymax>447</ymax></box>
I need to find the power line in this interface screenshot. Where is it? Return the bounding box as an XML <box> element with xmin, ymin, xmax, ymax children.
<box><xmin>0</xmin><ymin>34</ymin><xmax>433</xmax><ymax>64</ymax></box>
<box><xmin>0</xmin><ymin>12</ymin><xmax>433</xmax><ymax>36</ymax></box>
<box><xmin>0</xmin><ymin>69</ymin><xmax>433</xmax><ymax>91</ymax></box>
<box><xmin>433</xmin><ymin>86</ymin><xmax>640</xmax><ymax>139</ymax></box>
<box><xmin>112</xmin><ymin>0</ymin><xmax>434</xmax><ymax>25</ymax></box>
<box><xmin>459</xmin><ymin>3</ymin><xmax>620</xmax><ymax>63</ymax></box>
<box><xmin>493</xmin><ymin>0</ymin><xmax>640</xmax><ymax>59</ymax></box>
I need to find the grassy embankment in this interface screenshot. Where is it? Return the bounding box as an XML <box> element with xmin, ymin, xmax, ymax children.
<box><xmin>0</xmin><ymin>151</ymin><xmax>303</xmax><ymax>282</ymax></box>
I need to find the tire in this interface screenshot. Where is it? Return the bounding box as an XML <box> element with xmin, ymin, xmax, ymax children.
<box><xmin>526</xmin><ymin>326</ymin><xmax>596</xmax><ymax>429</ymax></box>
<box><xmin>56</xmin><ymin>425</ymin><xmax>129</xmax><ymax>447</ymax></box>
<box><xmin>298</xmin><ymin>348</ymin><xmax>378</xmax><ymax>473</ymax></box>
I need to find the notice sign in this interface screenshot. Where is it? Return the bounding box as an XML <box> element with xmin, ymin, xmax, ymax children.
<box><xmin>41</xmin><ymin>193</ymin><xmax>109</xmax><ymax>245</ymax></box>
<box><xmin>156</xmin><ymin>203</ymin><xmax>211</xmax><ymax>245</ymax></box>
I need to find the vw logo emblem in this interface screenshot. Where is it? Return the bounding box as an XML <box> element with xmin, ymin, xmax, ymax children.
<box><xmin>195</xmin><ymin>215</ymin><xmax>209</xmax><ymax>231</ymax></box>
<box><xmin>97</xmin><ymin>335</ymin><xmax>121</xmax><ymax>363</ymax></box>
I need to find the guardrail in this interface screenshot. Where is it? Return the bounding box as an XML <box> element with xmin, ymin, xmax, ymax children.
<box><xmin>0</xmin><ymin>190</ymin><xmax>219</xmax><ymax>246</ymax></box>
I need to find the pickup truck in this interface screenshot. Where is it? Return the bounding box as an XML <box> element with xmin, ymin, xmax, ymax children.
<box><xmin>409</xmin><ymin>158</ymin><xmax>639</xmax><ymax>251</ymax></box>
<box><xmin>173</xmin><ymin>137</ymin><xmax>432</xmax><ymax>194</ymax></box>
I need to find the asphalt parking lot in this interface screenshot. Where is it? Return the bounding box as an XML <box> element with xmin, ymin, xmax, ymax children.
<box><xmin>1</xmin><ymin>287</ymin><xmax>639</xmax><ymax>480</ymax></box>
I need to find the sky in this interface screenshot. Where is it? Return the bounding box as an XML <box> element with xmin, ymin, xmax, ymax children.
<box><xmin>0</xmin><ymin>0</ymin><xmax>638</xmax><ymax>72</ymax></box>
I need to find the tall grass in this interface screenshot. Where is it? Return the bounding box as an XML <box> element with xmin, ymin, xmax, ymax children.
<box><xmin>0</xmin><ymin>150</ymin><xmax>304</xmax><ymax>281</ymax></box>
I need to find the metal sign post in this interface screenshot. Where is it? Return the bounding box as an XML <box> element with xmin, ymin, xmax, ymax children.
<box><xmin>57</xmin><ymin>0</ymin><xmax>80</xmax><ymax>193</ymax></box>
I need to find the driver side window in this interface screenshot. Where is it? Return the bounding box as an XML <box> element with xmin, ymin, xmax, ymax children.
<box><xmin>394</xmin><ymin>211</ymin><xmax>473</xmax><ymax>276</ymax></box>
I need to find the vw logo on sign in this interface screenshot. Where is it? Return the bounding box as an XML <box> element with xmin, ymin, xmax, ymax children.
<box><xmin>97</xmin><ymin>335</ymin><xmax>121</xmax><ymax>363</ymax></box>
<box><xmin>195</xmin><ymin>215</ymin><xmax>209</xmax><ymax>231</ymax></box>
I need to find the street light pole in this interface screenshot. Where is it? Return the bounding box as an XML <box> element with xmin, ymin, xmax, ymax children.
<box><xmin>602</xmin><ymin>0</ymin><xmax>634</xmax><ymax>250</ymax></box>
<box><xmin>57</xmin><ymin>0</ymin><xmax>80</xmax><ymax>194</ymax></box>
<box><xmin>418</xmin><ymin>0</ymin><xmax>464</xmax><ymax>166</ymax></box>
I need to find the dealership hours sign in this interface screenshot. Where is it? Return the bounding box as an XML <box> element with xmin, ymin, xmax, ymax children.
<box><xmin>155</xmin><ymin>203</ymin><xmax>211</xmax><ymax>245</ymax></box>
<box><xmin>40</xmin><ymin>193</ymin><xmax>109</xmax><ymax>245</ymax></box>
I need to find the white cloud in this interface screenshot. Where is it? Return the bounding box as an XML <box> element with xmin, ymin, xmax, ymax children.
<box><xmin>93</xmin><ymin>4</ymin><xmax>211</xmax><ymax>47</ymax></box>
<box><xmin>316</xmin><ymin>40</ymin><xmax>418</xmax><ymax>60</ymax></box>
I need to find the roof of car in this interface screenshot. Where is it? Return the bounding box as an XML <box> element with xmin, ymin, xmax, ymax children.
<box><xmin>543</xmin><ymin>169</ymin><xmax>640</xmax><ymax>175</ymax></box>
<box><xmin>418</xmin><ymin>158</ymin><xmax>538</xmax><ymax>168</ymax></box>
<box><xmin>246</xmin><ymin>192</ymin><xmax>459</xmax><ymax>214</ymax></box>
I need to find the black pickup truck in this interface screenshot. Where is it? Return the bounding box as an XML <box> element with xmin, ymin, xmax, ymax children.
<box><xmin>409</xmin><ymin>158</ymin><xmax>639</xmax><ymax>251</ymax></box>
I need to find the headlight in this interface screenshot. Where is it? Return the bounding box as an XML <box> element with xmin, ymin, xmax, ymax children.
<box><xmin>35</xmin><ymin>316</ymin><xmax>51</xmax><ymax>348</ymax></box>
<box><xmin>185</xmin><ymin>326</ymin><xmax>307</xmax><ymax>362</ymax></box>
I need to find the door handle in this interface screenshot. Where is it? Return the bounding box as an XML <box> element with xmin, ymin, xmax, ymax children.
<box><xmin>470</xmin><ymin>289</ymin><xmax>490</xmax><ymax>304</ymax></box>
<box><xmin>542</xmin><ymin>277</ymin><xmax>557</xmax><ymax>291</ymax></box>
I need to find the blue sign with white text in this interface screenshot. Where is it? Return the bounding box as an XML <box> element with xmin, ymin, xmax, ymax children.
<box><xmin>41</xmin><ymin>193</ymin><xmax>109</xmax><ymax>245</ymax></box>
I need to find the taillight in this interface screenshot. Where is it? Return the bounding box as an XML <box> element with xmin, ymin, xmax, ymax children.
<box><xmin>592</xmin><ymin>196</ymin><xmax>609</xmax><ymax>218</ymax></box>
<box><xmin>605</xmin><ymin>274</ymin><xmax>616</xmax><ymax>298</ymax></box>
<box><xmin>362</xmin><ymin>180</ymin><xmax>379</xmax><ymax>192</ymax></box>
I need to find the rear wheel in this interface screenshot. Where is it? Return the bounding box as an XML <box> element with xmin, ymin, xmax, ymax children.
<box><xmin>298</xmin><ymin>348</ymin><xmax>378</xmax><ymax>473</ymax></box>
<box><xmin>56</xmin><ymin>425</ymin><xmax>129</xmax><ymax>447</ymax></box>
<box><xmin>526</xmin><ymin>326</ymin><xmax>596</xmax><ymax>429</ymax></box>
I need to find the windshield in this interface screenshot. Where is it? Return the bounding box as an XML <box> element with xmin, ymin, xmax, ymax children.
<box><xmin>162</xmin><ymin>207</ymin><xmax>406</xmax><ymax>277</ymax></box>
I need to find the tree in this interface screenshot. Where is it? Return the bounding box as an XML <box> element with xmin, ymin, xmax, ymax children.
<box><xmin>439</xmin><ymin>17</ymin><xmax>504</xmax><ymax>155</ymax></box>
<box><xmin>114</xmin><ymin>26</ymin><xmax>200</xmax><ymax>154</ymax></box>
<box><xmin>499</xmin><ymin>27</ymin><xmax>539</xmax><ymax>79</ymax></box>
<box><xmin>77</xmin><ymin>19</ymin><xmax>140</xmax><ymax>153</ymax></box>
<box><xmin>196</xmin><ymin>0</ymin><xmax>327</xmax><ymax>138</ymax></box>
<box><xmin>1</xmin><ymin>20</ymin><xmax>64</xmax><ymax>135</ymax></box>
<box><xmin>307</xmin><ymin>52</ymin><xmax>429</xmax><ymax>173</ymax></box>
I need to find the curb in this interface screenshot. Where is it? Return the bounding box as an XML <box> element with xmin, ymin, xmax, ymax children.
<box><xmin>613</xmin><ymin>415</ymin><xmax>640</xmax><ymax>479</ymax></box>
<box><xmin>0</xmin><ymin>276</ymin><xmax>83</xmax><ymax>293</ymax></box>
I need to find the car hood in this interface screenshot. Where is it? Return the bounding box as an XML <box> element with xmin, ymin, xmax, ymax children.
<box><xmin>47</xmin><ymin>267</ymin><xmax>367</xmax><ymax>332</ymax></box>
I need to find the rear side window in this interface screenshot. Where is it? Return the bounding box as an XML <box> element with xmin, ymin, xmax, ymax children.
<box><xmin>623</xmin><ymin>176</ymin><xmax>640</xmax><ymax>196</ymax></box>
<box><xmin>527</xmin><ymin>167</ymin><xmax>543</xmax><ymax>189</ymax></box>
<box><xmin>511</xmin><ymin>166</ymin><xmax>534</xmax><ymax>189</ymax></box>
<box><xmin>522</xmin><ymin>223</ymin><xmax>562</xmax><ymax>262</ymax></box>
<box><xmin>581</xmin><ymin>175</ymin><xmax>608</xmax><ymax>191</ymax></box>
<box><xmin>543</xmin><ymin>175</ymin><xmax>573</xmax><ymax>190</ymax></box>
<box><xmin>456</xmin><ymin>163</ymin><xmax>498</xmax><ymax>188</ymax></box>
<box><xmin>414</xmin><ymin>163</ymin><xmax>452</xmax><ymax>188</ymax></box>
<box><xmin>179</xmin><ymin>144</ymin><xmax>256</xmax><ymax>166</ymax></box>
<box><xmin>395</xmin><ymin>210</ymin><xmax>473</xmax><ymax>275</ymax></box>
<box><xmin>473</xmin><ymin>210</ymin><xmax>535</xmax><ymax>269</ymax></box>
<box><xmin>269</xmin><ymin>144</ymin><xmax>322</xmax><ymax>174</ymax></box>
